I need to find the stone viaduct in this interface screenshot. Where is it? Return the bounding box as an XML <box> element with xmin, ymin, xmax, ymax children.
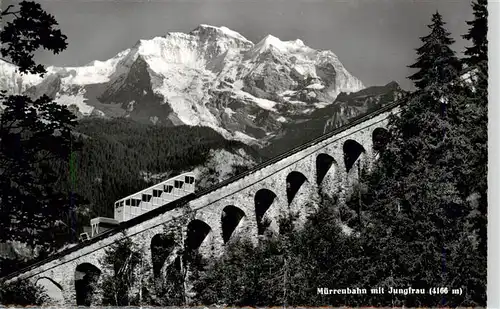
<box><xmin>1</xmin><ymin>101</ymin><xmax>401</xmax><ymax>306</ymax></box>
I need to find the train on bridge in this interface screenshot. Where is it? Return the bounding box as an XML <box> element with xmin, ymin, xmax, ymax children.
<box><xmin>0</xmin><ymin>100</ymin><xmax>401</xmax><ymax>306</ymax></box>
<box><xmin>82</xmin><ymin>172</ymin><xmax>196</xmax><ymax>240</ymax></box>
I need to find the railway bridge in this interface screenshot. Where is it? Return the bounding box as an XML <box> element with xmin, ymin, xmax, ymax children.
<box><xmin>1</xmin><ymin>101</ymin><xmax>401</xmax><ymax>306</ymax></box>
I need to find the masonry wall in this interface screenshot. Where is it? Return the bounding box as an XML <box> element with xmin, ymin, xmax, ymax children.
<box><xmin>3</xmin><ymin>106</ymin><xmax>398</xmax><ymax>306</ymax></box>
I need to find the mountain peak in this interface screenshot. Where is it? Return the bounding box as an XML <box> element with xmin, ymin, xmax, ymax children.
<box><xmin>256</xmin><ymin>34</ymin><xmax>286</xmax><ymax>51</ymax></box>
<box><xmin>190</xmin><ymin>24</ymin><xmax>253</xmax><ymax>45</ymax></box>
<box><xmin>384</xmin><ymin>81</ymin><xmax>401</xmax><ymax>89</ymax></box>
<box><xmin>249</xmin><ymin>34</ymin><xmax>311</xmax><ymax>61</ymax></box>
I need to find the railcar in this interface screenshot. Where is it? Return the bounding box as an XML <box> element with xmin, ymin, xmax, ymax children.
<box><xmin>87</xmin><ymin>172</ymin><xmax>196</xmax><ymax>238</ymax></box>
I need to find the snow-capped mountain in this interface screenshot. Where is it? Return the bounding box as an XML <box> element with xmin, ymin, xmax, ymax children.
<box><xmin>0</xmin><ymin>24</ymin><xmax>365</xmax><ymax>145</ymax></box>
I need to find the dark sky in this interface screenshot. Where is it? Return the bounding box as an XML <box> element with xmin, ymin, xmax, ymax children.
<box><xmin>3</xmin><ymin>0</ymin><xmax>474</xmax><ymax>90</ymax></box>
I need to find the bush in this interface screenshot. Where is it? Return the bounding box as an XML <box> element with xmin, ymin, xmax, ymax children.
<box><xmin>0</xmin><ymin>279</ymin><xmax>49</xmax><ymax>306</ymax></box>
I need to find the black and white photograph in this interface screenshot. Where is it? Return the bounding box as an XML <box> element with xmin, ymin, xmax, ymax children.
<box><xmin>0</xmin><ymin>0</ymin><xmax>493</xmax><ymax>307</ymax></box>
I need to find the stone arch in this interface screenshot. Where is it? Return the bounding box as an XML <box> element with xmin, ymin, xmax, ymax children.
<box><xmin>254</xmin><ymin>189</ymin><xmax>277</xmax><ymax>235</ymax></box>
<box><xmin>372</xmin><ymin>127</ymin><xmax>390</xmax><ymax>153</ymax></box>
<box><xmin>35</xmin><ymin>277</ymin><xmax>64</xmax><ymax>304</ymax></box>
<box><xmin>221</xmin><ymin>206</ymin><xmax>246</xmax><ymax>244</ymax></box>
<box><xmin>286</xmin><ymin>171</ymin><xmax>308</xmax><ymax>205</ymax></box>
<box><xmin>185</xmin><ymin>219</ymin><xmax>211</xmax><ymax>251</ymax></box>
<box><xmin>166</xmin><ymin>255</ymin><xmax>183</xmax><ymax>279</ymax></box>
<box><xmin>343</xmin><ymin>139</ymin><xmax>366</xmax><ymax>173</ymax></box>
<box><xmin>75</xmin><ymin>263</ymin><xmax>101</xmax><ymax>306</ymax></box>
<box><xmin>151</xmin><ymin>233</ymin><xmax>177</xmax><ymax>278</ymax></box>
<box><xmin>316</xmin><ymin>153</ymin><xmax>337</xmax><ymax>186</ymax></box>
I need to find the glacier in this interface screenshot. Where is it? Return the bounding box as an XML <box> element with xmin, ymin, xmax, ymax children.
<box><xmin>0</xmin><ymin>24</ymin><xmax>366</xmax><ymax>145</ymax></box>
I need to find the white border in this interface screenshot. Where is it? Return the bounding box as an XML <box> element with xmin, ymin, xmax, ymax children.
<box><xmin>487</xmin><ymin>0</ymin><xmax>499</xmax><ymax>308</ymax></box>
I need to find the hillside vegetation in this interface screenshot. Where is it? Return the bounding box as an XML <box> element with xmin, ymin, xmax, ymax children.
<box><xmin>52</xmin><ymin>118</ymin><xmax>262</xmax><ymax>222</ymax></box>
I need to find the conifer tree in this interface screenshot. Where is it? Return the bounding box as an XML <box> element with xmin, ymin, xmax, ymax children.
<box><xmin>462</xmin><ymin>0</ymin><xmax>488</xmax><ymax>67</ymax></box>
<box><xmin>450</xmin><ymin>2</ymin><xmax>488</xmax><ymax>300</ymax></box>
<box><xmin>408</xmin><ymin>12</ymin><xmax>462</xmax><ymax>89</ymax></box>
<box><xmin>354</xmin><ymin>8</ymin><xmax>486</xmax><ymax>306</ymax></box>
